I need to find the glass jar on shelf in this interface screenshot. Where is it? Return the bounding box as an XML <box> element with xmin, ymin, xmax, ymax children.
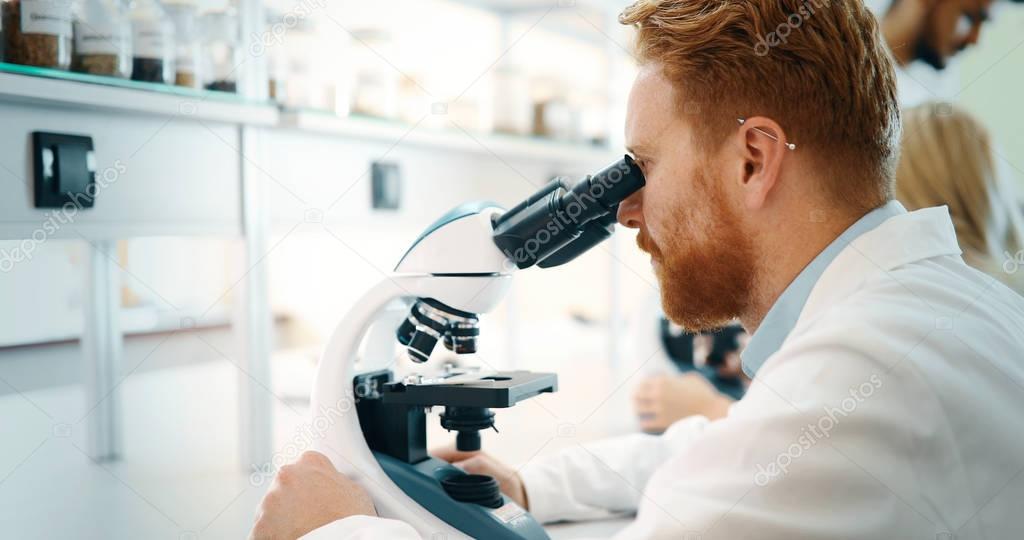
<box><xmin>2</xmin><ymin>0</ymin><xmax>73</xmax><ymax>69</ymax></box>
<box><xmin>282</xmin><ymin>17</ymin><xmax>333</xmax><ymax>111</ymax></box>
<box><xmin>531</xmin><ymin>76</ymin><xmax>574</xmax><ymax>140</ymax></box>
<box><xmin>397</xmin><ymin>74</ymin><xmax>429</xmax><ymax>125</ymax></box>
<box><xmin>164</xmin><ymin>0</ymin><xmax>200</xmax><ymax>89</ymax></box>
<box><xmin>349</xmin><ymin>28</ymin><xmax>398</xmax><ymax>119</ymax></box>
<box><xmin>130</xmin><ymin>0</ymin><xmax>174</xmax><ymax>83</ymax></box>
<box><xmin>71</xmin><ymin>0</ymin><xmax>130</xmax><ymax>77</ymax></box>
<box><xmin>200</xmin><ymin>8</ymin><xmax>239</xmax><ymax>93</ymax></box>
<box><xmin>263</xmin><ymin>8</ymin><xmax>288</xmax><ymax>103</ymax></box>
<box><xmin>267</xmin><ymin>44</ymin><xmax>288</xmax><ymax>103</ymax></box>
<box><xmin>574</xmin><ymin>88</ymin><xmax>610</xmax><ymax>147</ymax></box>
<box><xmin>492</xmin><ymin>65</ymin><xmax>531</xmax><ymax>136</ymax></box>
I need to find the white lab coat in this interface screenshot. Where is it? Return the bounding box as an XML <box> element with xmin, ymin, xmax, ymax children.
<box><xmin>305</xmin><ymin>205</ymin><xmax>1024</xmax><ymax>539</ymax></box>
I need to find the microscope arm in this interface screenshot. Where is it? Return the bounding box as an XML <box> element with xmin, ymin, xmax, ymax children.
<box><xmin>310</xmin><ymin>273</ymin><xmax>511</xmax><ymax>537</ymax></box>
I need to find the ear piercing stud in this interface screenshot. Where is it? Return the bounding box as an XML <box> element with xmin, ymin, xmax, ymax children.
<box><xmin>737</xmin><ymin>118</ymin><xmax>797</xmax><ymax>150</ymax></box>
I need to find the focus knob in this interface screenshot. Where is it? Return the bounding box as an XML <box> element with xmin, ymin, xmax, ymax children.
<box><xmin>441</xmin><ymin>474</ymin><xmax>503</xmax><ymax>509</ymax></box>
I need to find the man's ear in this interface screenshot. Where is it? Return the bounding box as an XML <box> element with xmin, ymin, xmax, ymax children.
<box><xmin>736</xmin><ymin>116</ymin><xmax>791</xmax><ymax>211</ymax></box>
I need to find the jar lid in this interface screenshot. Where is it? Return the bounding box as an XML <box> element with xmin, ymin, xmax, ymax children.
<box><xmin>201</xmin><ymin>9</ymin><xmax>239</xmax><ymax>42</ymax></box>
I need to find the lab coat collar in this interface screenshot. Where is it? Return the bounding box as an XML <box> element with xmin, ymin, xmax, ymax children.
<box><xmin>740</xmin><ymin>200</ymin><xmax>959</xmax><ymax>378</ymax></box>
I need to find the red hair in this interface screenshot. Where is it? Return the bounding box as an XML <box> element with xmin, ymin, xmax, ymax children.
<box><xmin>620</xmin><ymin>0</ymin><xmax>901</xmax><ymax>210</ymax></box>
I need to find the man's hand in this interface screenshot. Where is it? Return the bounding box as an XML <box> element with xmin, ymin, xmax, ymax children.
<box><xmin>250</xmin><ymin>451</ymin><xmax>376</xmax><ymax>540</ymax></box>
<box><xmin>633</xmin><ymin>372</ymin><xmax>734</xmax><ymax>432</ymax></box>
<box><xmin>432</xmin><ymin>447</ymin><xmax>528</xmax><ymax>509</ymax></box>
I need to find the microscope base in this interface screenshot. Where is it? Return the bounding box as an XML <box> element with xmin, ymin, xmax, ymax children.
<box><xmin>376</xmin><ymin>452</ymin><xmax>549</xmax><ymax>540</ymax></box>
<box><xmin>353</xmin><ymin>368</ymin><xmax>555</xmax><ymax>539</ymax></box>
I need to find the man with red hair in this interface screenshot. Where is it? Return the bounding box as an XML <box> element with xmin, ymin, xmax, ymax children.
<box><xmin>252</xmin><ymin>1</ymin><xmax>1024</xmax><ymax>538</ymax></box>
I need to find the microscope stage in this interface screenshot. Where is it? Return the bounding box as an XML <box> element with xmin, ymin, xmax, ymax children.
<box><xmin>382</xmin><ymin>370</ymin><xmax>557</xmax><ymax>408</ymax></box>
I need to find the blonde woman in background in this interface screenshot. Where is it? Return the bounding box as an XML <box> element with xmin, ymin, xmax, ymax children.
<box><xmin>896</xmin><ymin>103</ymin><xmax>1024</xmax><ymax>293</ymax></box>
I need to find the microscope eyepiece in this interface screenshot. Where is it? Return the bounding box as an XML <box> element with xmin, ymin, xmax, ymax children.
<box><xmin>492</xmin><ymin>155</ymin><xmax>645</xmax><ymax>270</ymax></box>
<box><xmin>395</xmin><ymin>157</ymin><xmax>644</xmax><ymax>362</ymax></box>
<box><xmin>566</xmin><ymin>155</ymin><xmax>646</xmax><ymax>214</ymax></box>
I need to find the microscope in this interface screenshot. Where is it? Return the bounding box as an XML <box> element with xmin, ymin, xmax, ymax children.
<box><xmin>310</xmin><ymin>156</ymin><xmax>644</xmax><ymax>539</ymax></box>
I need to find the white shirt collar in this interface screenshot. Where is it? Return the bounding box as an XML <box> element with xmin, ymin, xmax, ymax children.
<box><xmin>741</xmin><ymin>201</ymin><xmax>907</xmax><ymax>377</ymax></box>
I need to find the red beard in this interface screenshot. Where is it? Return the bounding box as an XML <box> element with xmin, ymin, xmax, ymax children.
<box><xmin>636</xmin><ymin>171</ymin><xmax>754</xmax><ymax>331</ymax></box>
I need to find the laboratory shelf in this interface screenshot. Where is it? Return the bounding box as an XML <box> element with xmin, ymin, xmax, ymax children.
<box><xmin>279</xmin><ymin>109</ymin><xmax>619</xmax><ymax>165</ymax></box>
<box><xmin>0</xmin><ymin>62</ymin><xmax>278</xmax><ymax>126</ymax></box>
<box><xmin>449</xmin><ymin>0</ymin><xmax>623</xmax><ymax>46</ymax></box>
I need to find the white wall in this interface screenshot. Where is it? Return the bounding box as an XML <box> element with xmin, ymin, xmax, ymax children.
<box><xmin>958</xmin><ymin>4</ymin><xmax>1024</xmax><ymax>190</ymax></box>
<box><xmin>0</xmin><ymin>96</ymin><xmax>246</xmax><ymax>350</ymax></box>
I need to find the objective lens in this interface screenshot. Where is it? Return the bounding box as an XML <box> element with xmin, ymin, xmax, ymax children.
<box><xmin>444</xmin><ymin>321</ymin><xmax>480</xmax><ymax>354</ymax></box>
<box><xmin>406</xmin><ymin>330</ymin><xmax>438</xmax><ymax>363</ymax></box>
<box><xmin>396</xmin><ymin>317</ymin><xmax>417</xmax><ymax>346</ymax></box>
<box><xmin>398</xmin><ymin>299</ymin><xmax>481</xmax><ymax>363</ymax></box>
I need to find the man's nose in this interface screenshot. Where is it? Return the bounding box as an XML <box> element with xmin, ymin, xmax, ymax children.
<box><xmin>964</xmin><ymin>22</ymin><xmax>982</xmax><ymax>46</ymax></box>
<box><xmin>617</xmin><ymin>189</ymin><xmax>643</xmax><ymax>229</ymax></box>
<box><xmin>958</xmin><ymin>15</ymin><xmax>984</xmax><ymax>48</ymax></box>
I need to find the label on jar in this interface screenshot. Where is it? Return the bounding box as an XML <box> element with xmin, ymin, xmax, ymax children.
<box><xmin>176</xmin><ymin>52</ymin><xmax>195</xmax><ymax>73</ymax></box>
<box><xmin>74</xmin><ymin>21</ymin><xmax>126</xmax><ymax>56</ymax></box>
<box><xmin>132</xmin><ymin>19</ymin><xmax>167</xmax><ymax>60</ymax></box>
<box><xmin>21</xmin><ymin>0</ymin><xmax>73</xmax><ymax>38</ymax></box>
